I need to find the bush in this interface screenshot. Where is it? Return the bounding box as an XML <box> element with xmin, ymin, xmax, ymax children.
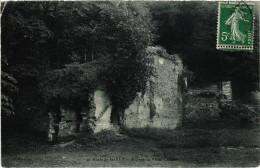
<box><xmin>196</xmin><ymin>92</ymin><xmax>217</xmax><ymax>98</ymax></box>
<box><xmin>184</xmin><ymin>91</ymin><xmax>221</xmax><ymax>128</ymax></box>
<box><xmin>218</xmin><ymin>99</ymin><xmax>259</xmax><ymax>126</ymax></box>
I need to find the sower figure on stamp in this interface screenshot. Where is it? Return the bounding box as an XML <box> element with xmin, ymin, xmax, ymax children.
<box><xmin>225</xmin><ymin>7</ymin><xmax>249</xmax><ymax>44</ymax></box>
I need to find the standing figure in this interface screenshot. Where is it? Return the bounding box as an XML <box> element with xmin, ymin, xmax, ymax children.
<box><xmin>225</xmin><ymin>7</ymin><xmax>249</xmax><ymax>44</ymax></box>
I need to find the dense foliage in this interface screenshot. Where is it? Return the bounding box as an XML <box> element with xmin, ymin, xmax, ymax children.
<box><xmin>150</xmin><ymin>2</ymin><xmax>259</xmax><ymax>90</ymax></box>
<box><xmin>1</xmin><ymin>55</ymin><xmax>18</xmax><ymax>116</ymax></box>
<box><xmin>219</xmin><ymin>97</ymin><xmax>259</xmax><ymax>126</ymax></box>
<box><xmin>2</xmin><ymin>2</ymin><xmax>155</xmax><ymax>126</ymax></box>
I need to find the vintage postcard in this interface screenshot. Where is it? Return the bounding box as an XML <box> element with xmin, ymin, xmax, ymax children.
<box><xmin>1</xmin><ymin>1</ymin><xmax>260</xmax><ymax>167</ymax></box>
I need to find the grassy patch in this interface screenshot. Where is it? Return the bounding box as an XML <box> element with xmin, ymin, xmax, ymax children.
<box><xmin>123</xmin><ymin>127</ymin><xmax>260</xmax><ymax>166</ymax></box>
<box><xmin>123</xmin><ymin>127</ymin><xmax>260</xmax><ymax>148</ymax></box>
<box><xmin>162</xmin><ymin>147</ymin><xmax>260</xmax><ymax>167</ymax></box>
<box><xmin>2</xmin><ymin>128</ymin><xmax>260</xmax><ymax>167</ymax></box>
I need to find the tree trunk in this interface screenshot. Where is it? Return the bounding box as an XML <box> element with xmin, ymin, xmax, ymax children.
<box><xmin>110</xmin><ymin>103</ymin><xmax>122</xmax><ymax>129</ymax></box>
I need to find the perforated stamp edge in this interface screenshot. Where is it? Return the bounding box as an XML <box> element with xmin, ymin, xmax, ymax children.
<box><xmin>216</xmin><ymin>2</ymin><xmax>255</xmax><ymax>51</ymax></box>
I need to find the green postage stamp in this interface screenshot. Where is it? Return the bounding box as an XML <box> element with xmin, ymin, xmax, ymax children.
<box><xmin>217</xmin><ymin>2</ymin><xmax>255</xmax><ymax>51</ymax></box>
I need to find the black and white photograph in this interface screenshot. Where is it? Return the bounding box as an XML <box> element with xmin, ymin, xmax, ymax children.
<box><xmin>1</xmin><ymin>1</ymin><xmax>260</xmax><ymax>167</ymax></box>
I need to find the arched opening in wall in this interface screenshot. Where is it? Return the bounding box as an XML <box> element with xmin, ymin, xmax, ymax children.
<box><xmin>47</xmin><ymin>99</ymin><xmax>92</xmax><ymax>143</ymax></box>
<box><xmin>58</xmin><ymin>104</ymin><xmax>89</xmax><ymax>140</ymax></box>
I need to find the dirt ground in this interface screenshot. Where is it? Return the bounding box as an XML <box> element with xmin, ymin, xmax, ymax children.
<box><xmin>2</xmin><ymin>129</ymin><xmax>260</xmax><ymax>167</ymax></box>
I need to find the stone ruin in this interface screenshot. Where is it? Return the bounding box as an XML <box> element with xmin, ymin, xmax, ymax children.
<box><xmin>48</xmin><ymin>49</ymin><xmax>184</xmax><ymax>142</ymax></box>
<box><xmin>123</xmin><ymin>54</ymin><xmax>183</xmax><ymax>129</ymax></box>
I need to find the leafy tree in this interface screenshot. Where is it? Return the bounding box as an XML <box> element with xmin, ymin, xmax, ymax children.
<box><xmin>1</xmin><ymin>56</ymin><xmax>18</xmax><ymax>116</ymax></box>
<box><xmin>1</xmin><ymin>2</ymin><xmax>55</xmax><ymax>130</ymax></box>
<box><xmin>39</xmin><ymin>2</ymin><xmax>156</xmax><ymax>125</ymax></box>
<box><xmin>2</xmin><ymin>1</ymin><xmax>155</xmax><ymax>130</ymax></box>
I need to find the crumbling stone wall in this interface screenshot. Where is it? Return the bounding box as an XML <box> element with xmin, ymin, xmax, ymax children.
<box><xmin>58</xmin><ymin>105</ymin><xmax>82</xmax><ymax>138</ymax></box>
<box><xmin>222</xmin><ymin>81</ymin><xmax>232</xmax><ymax>100</ymax></box>
<box><xmin>92</xmin><ymin>89</ymin><xmax>112</xmax><ymax>133</ymax></box>
<box><xmin>50</xmin><ymin>47</ymin><xmax>184</xmax><ymax>139</ymax></box>
<box><xmin>56</xmin><ymin>87</ymin><xmax>113</xmax><ymax>139</ymax></box>
<box><xmin>184</xmin><ymin>84</ymin><xmax>222</xmax><ymax>124</ymax></box>
<box><xmin>123</xmin><ymin>53</ymin><xmax>183</xmax><ymax>129</ymax></box>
